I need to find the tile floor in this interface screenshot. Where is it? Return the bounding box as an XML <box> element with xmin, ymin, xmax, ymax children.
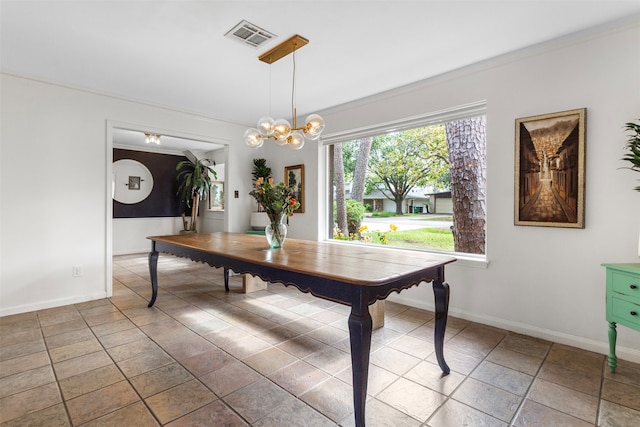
<box><xmin>1</xmin><ymin>254</ymin><xmax>639</xmax><ymax>426</ymax></box>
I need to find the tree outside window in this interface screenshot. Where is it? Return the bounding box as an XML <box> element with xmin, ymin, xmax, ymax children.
<box><xmin>330</xmin><ymin>114</ymin><xmax>486</xmax><ymax>255</ymax></box>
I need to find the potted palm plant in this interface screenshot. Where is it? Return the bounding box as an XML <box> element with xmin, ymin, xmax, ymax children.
<box><xmin>250</xmin><ymin>158</ymin><xmax>272</xmax><ymax>230</ymax></box>
<box><xmin>176</xmin><ymin>157</ymin><xmax>217</xmax><ymax>233</ymax></box>
<box><xmin>622</xmin><ymin>119</ymin><xmax>640</xmax><ymax>192</ymax></box>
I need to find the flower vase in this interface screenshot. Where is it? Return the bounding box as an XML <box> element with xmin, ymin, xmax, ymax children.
<box><xmin>265</xmin><ymin>214</ymin><xmax>287</xmax><ymax>248</ymax></box>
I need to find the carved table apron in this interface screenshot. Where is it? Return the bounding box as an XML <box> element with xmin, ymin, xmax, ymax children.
<box><xmin>147</xmin><ymin>232</ymin><xmax>455</xmax><ymax>427</ymax></box>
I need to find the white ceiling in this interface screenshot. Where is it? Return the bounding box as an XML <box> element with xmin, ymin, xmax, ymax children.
<box><xmin>2</xmin><ymin>1</ymin><xmax>639</xmax><ymax>151</ymax></box>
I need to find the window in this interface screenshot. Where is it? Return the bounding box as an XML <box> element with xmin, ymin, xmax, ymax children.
<box><xmin>324</xmin><ymin>102</ymin><xmax>486</xmax><ymax>255</ymax></box>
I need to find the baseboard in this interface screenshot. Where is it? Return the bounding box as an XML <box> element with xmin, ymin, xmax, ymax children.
<box><xmin>0</xmin><ymin>292</ymin><xmax>108</xmax><ymax>317</ymax></box>
<box><xmin>387</xmin><ymin>293</ymin><xmax>640</xmax><ymax>364</ymax></box>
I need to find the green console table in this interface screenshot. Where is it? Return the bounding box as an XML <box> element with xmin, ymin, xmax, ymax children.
<box><xmin>603</xmin><ymin>263</ymin><xmax>640</xmax><ymax>372</ymax></box>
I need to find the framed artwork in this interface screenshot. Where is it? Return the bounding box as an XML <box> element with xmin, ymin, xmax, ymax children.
<box><xmin>285</xmin><ymin>164</ymin><xmax>304</xmax><ymax>213</ymax></box>
<box><xmin>514</xmin><ymin>108</ymin><xmax>586</xmax><ymax>228</ymax></box>
<box><xmin>128</xmin><ymin>176</ymin><xmax>141</xmax><ymax>190</ymax></box>
<box><xmin>208</xmin><ymin>181</ymin><xmax>224</xmax><ymax>211</ymax></box>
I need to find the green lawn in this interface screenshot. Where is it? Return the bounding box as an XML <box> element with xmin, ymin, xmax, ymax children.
<box><xmin>362</xmin><ymin>227</ymin><xmax>454</xmax><ymax>251</ymax></box>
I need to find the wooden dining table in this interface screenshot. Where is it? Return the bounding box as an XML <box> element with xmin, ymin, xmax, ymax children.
<box><xmin>147</xmin><ymin>232</ymin><xmax>456</xmax><ymax>427</ymax></box>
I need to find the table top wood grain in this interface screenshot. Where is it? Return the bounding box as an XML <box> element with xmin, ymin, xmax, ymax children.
<box><xmin>149</xmin><ymin>232</ymin><xmax>456</xmax><ymax>287</ymax></box>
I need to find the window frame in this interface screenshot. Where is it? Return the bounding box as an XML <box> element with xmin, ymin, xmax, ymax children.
<box><xmin>320</xmin><ymin>100</ymin><xmax>488</xmax><ymax>265</ymax></box>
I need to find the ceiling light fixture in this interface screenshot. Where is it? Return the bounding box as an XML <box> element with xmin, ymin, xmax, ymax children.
<box><xmin>244</xmin><ymin>34</ymin><xmax>325</xmax><ymax>150</ymax></box>
<box><xmin>145</xmin><ymin>133</ymin><xmax>161</xmax><ymax>145</ymax></box>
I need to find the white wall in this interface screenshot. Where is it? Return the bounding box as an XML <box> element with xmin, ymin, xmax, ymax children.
<box><xmin>266</xmin><ymin>20</ymin><xmax>640</xmax><ymax>361</ymax></box>
<box><xmin>1</xmin><ymin>19</ymin><xmax>638</xmax><ymax>363</ymax></box>
<box><xmin>0</xmin><ymin>75</ymin><xmax>255</xmax><ymax>315</ymax></box>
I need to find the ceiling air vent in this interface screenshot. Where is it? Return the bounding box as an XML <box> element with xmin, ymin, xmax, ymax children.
<box><xmin>225</xmin><ymin>20</ymin><xmax>276</xmax><ymax>48</ymax></box>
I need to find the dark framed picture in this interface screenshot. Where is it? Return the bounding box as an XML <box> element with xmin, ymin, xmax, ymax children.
<box><xmin>515</xmin><ymin>108</ymin><xmax>586</xmax><ymax>228</ymax></box>
<box><xmin>285</xmin><ymin>164</ymin><xmax>304</xmax><ymax>213</ymax></box>
<box><xmin>128</xmin><ymin>176</ymin><xmax>141</xmax><ymax>190</ymax></box>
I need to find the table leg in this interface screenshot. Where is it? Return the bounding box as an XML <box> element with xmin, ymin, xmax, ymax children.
<box><xmin>608</xmin><ymin>321</ymin><xmax>617</xmax><ymax>372</ymax></box>
<box><xmin>348</xmin><ymin>294</ymin><xmax>373</xmax><ymax>427</ymax></box>
<box><xmin>147</xmin><ymin>250</ymin><xmax>159</xmax><ymax>308</ymax></box>
<box><xmin>224</xmin><ymin>268</ymin><xmax>229</xmax><ymax>292</ymax></box>
<box><xmin>433</xmin><ymin>280</ymin><xmax>450</xmax><ymax>374</ymax></box>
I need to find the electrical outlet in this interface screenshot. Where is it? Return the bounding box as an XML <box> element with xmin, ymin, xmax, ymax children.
<box><xmin>72</xmin><ymin>265</ymin><xmax>83</xmax><ymax>277</ymax></box>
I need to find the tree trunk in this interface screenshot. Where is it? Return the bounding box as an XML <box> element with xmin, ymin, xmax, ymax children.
<box><xmin>351</xmin><ymin>137</ymin><xmax>372</xmax><ymax>203</ymax></box>
<box><xmin>333</xmin><ymin>145</ymin><xmax>348</xmax><ymax>236</ymax></box>
<box><xmin>394</xmin><ymin>195</ymin><xmax>404</xmax><ymax>215</ymax></box>
<box><xmin>445</xmin><ymin>117</ymin><xmax>486</xmax><ymax>254</ymax></box>
<box><xmin>190</xmin><ymin>194</ymin><xmax>200</xmax><ymax>231</ymax></box>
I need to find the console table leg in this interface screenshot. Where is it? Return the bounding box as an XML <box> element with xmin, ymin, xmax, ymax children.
<box><xmin>148</xmin><ymin>250</ymin><xmax>159</xmax><ymax>308</ymax></box>
<box><xmin>433</xmin><ymin>279</ymin><xmax>450</xmax><ymax>374</ymax></box>
<box><xmin>608</xmin><ymin>321</ymin><xmax>617</xmax><ymax>373</ymax></box>
<box><xmin>348</xmin><ymin>295</ymin><xmax>373</xmax><ymax>427</ymax></box>
<box><xmin>224</xmin><ymin>268</ymin><xmax>229</xmax><ymax>292</ymax></box>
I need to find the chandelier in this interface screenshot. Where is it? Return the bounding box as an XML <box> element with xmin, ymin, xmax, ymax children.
<box><xmin>144</xmin><ymin>133</ymin><xmax>161</xmax><ymax>144</ymax></box>
<box><xmin>244</xmin><ymin>35</ymin><xmax>325</xmax><ymax>150</ymax></box>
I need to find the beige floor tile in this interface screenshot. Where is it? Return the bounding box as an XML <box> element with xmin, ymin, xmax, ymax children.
<box><xmin>145</xmin><ymin>379</ymin><xmax>216</xmax><ymax>424</ymax></box>
<box><xmin>403</xmin><ymin>360</ymin><xmax>466</xmax><ymax>396</ymax></box>
<box><xmin>335</xmin><ymin>363</ymin><xmax>399</xmax><ymax>397</ymax></box>
<box><xmin>0</xmin><ymin>351</ymin><xmax>50</xmax><ymax>379</ymax></box>
<box><xmin>180</xmin><ymin>347</ymin><xmax>235</xmax><ymax>377</ymax></box>
<box><xmin>598</xmin><ymin>399</ymin><xmax>640</xmax><ymax>427</ymax></box>
<box><xmin>106</xmin><ymin>338</ymin><xmax>160</xmax><ymax>362</ymax></box>
<box><xmin>305</xmin><ymin>346</ymin><xmax>351</xmax><ymax>375</ymax></box>
<box><xmin>224</xmin><ymin>378</ymin><xmax>296</xmax><ymax>424</ymax></box>
<box><xmin>527</xmin><ymin>378</ymin><xmax>598</xmax><ymax>423</ymax></box>
<box><xmin>0</xmin><ymin>339</ymin><xmax>46</xmax><ymax>362</ymax></box>
<box><xmin>0</xmin><ymin>327</ymin><xmax>42</xmax><ymax>347</ymax></box>
<box><xmin>48</xmin><ymin>338</ymin><xmax>103</xmax><ymax>363</ymax></box>
<box><xmin>486</xmin><ymin>346</ymin><xmax>543</xmax><ymax>376</ymax></box>
<box><xmin>117</xmin><ymin>348</ymin><xmax>174</xmax><ymax>378</ymax></box>
<box><xmin>244</xmin><ymin>346</ymin><xmax>298</xmax><ymax>375</ymax></box>
<box><xmin>427</xmin><ymin>398</ymin><xmax>507</xmax><ymax>427</ymax></box>
<box><xmin>300</xmin><ymin>377</ymin><xmax>355</xmax><ymax>423</ymax></box>
<box><xmin>498</xmin><ymin>333</ymin><xmax>551</xmax><ymax>359</ymax></box>
<box><xmin>0</xmin><ymin>364</ymin><xmax>56</xmax><ymax>398</ymax></box>
<box><xmin>44</xmin><ymin>328</ymin><xmax>95</xmax><ymax>350</ymax></box>
<box><xmin>370</xmin><ymin>346</ymin><xmax>421</xmax><ymax>376</ymax></box>
<box><xmin>66</xmin><ymin>380</ymin><xmax>140</xmax><ymax>425</ymax></box>
<box><xmin>340</xmin><ymin>398</ymin><xmax>420</xmax><ymax>427</ymax></box>
<box><xmin>604</xmin><ymin>358</ymin><xmax>640</xmax><ymax>387</ymax></box>
<box><xmin>387</xmin><ymin>334</ymin><xmax>434</xmax><ymax>359</ymax></box>
<box><xmin>544</xmin><ymin>343</ymin><xmax>604</xmax><ymax>376</ymax></box>
<box><xmin>90</xmin><ymin>318</ymin><xmax>136</xmax><ymax>337</ymax></box>
<box><xmin>537</xmin><ymin>360</ymin><xmax>602</xmax><ymax>396</ymax></box>
<box><xmin>130</xmin><ymin>362</ymin><xmax>194</xmax><ymax>398</ymax></box>
<box><xmin>1</xmin><ymin>254</ymin><xmax>637</xmax><ymax>426</ymax></box>
<box><xmin>452</xmin><ymin>377</ymin><xmax>521</xmax><ymax>422</ymax></box>
<box><xmin>166</xmin><ymin>400</ymin><xmax>247</xmax><ymax>426</ymax></box>
<box><xmin>513</xmin><ymin>399</ymin><xmax>593</xmax><ymax>426</ymax></box>
<box><xmin>377</xmin><ymin>377</ymin><xmax>446</xmax><ymax>422</ymax></box>
<box><xmin>277</xmin><ymin>334</ymin><xmax>327</xmax><ymax>359</ymax></box>
<box><xmin>58</xmin><ymin>364</ymin><xmax>124</xmax><ymax>400</ymax></box>
<box><xmin>0</xmin><ymin>402</ymin><xmax>70</xmax><ymax>427</ymax></box>
<box><xmin>602</xmin><ymin>377</ymin><xmax>640</xmax><ymax>411</ymax></box>
<box><xmin>0</xmin><ymin>382</ymin><xmax>62</xmax><ymax>424</ymax></box>
<box><xmin>53</xmin><ymin>350</ymin><xmax>113</xmax><ymax>380</ymax></box>
<box><xmin>199</xmin><ymin>360</ymin><xmax>262</xmax><ymax>397</ymax></box>
<box><xmin>268</xmin><ymin>360</ymin><xmax>331</xmax><ymax>396</ymax></box>
<box><xmin>253</xmin><ymin>398</ymin><xmax>336</xmax><ymax>427</ymax></box>
<box><xmin>470</xmin><ymin>361</ymin><xmax>533</xmax><ymax>396</ymax></box>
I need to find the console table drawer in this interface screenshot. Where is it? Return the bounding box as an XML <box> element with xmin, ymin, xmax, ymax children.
<box><xmin>610</xmin><ymin>271</ymin><xmax>640</xmax><ymax>299</ymax></box>
<box><xmin>611</xmin><ymin>296</ymin><xmax>640</xmax><ymax>327</ymax></box>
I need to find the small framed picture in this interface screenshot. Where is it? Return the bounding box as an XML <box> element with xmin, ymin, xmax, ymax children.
<box><xmin>514</xmin><ymin>108</ymin><xmax>586</xmax><ymax>228</ymax></box>
<box><xmin>285</xmin><ymin>164</ymin><xmax>304</xmax><ymax>213</ymax></box>
<box><xmin>128</xmin><ymin>176</ymin><xmax>141</xmax><ymax>190</ymax></box>
<box><xmin>208</xmin><ymin>181</ymin><xmax>224</xmax><ymax>211</ymax></box>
